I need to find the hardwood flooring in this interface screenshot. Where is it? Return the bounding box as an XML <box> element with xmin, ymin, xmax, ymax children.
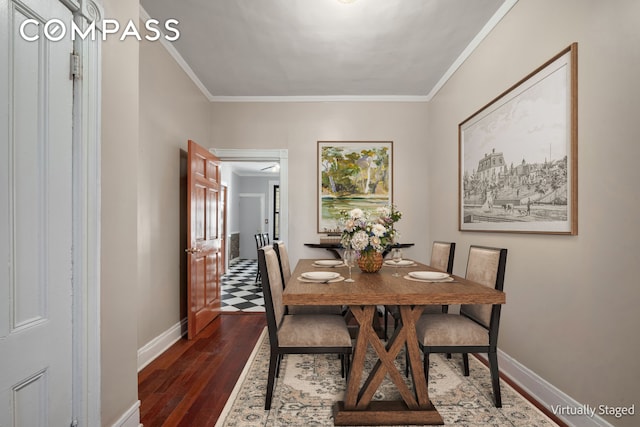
<box><xmin>138</xmin><ymin>313</ymin><xmax>266</xmax><ymax>427</ymax></box>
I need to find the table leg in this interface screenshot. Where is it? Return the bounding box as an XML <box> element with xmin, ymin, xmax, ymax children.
<box><xmin>333</xmin><ymin>305</ymin><xmax>444</xmax><ymax>426</ymax></box>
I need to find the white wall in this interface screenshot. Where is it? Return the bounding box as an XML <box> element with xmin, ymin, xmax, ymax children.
<box><xmin>427</xmin><ymin>1</ymin><xmax>640</xmax><ymax>425</ymax></box>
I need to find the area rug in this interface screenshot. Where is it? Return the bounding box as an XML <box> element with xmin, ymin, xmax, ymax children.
<box><xmin>215</xmin><ymin>328</ymin><xmax>557</xmax><ymax>426</ymax></box>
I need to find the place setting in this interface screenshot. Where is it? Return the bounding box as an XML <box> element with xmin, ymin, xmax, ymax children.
<box><xmin>297</xmin><ymin>271</ymin><xmax>345</xmax><ymax>283</ymax></box>
<box><xmin>312</xmin><ymin>259</ymin><xmax>345</xmax><ymax>268</ymax></box>
<box><xmin>403</xmin><ymin>271</ymin><xmax>455</xmax><ymax>283</ymax></box>
<box><xmin>385</xmin><ymin>248</ymin><xmax>416</xmax><ymax>277</ymax></box>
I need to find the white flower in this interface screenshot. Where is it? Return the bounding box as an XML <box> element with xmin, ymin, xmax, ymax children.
<box><xmin>371</xmin><ymin>223</ymin><xmax>386</xmax><ymax>237</ymax></box>
<box><xmin>350</xmin><ymin>230</ymin><xmax>370</xmax><ymax>251</ymax></box>
<box><xmin>370</xmin><ymin>236</ymin><xmax>382</xmax><ymax>249</ymax></box>
<box><xmin>344</xmin><ymin>219</ymin><xmax>355</xmax><ymax>232</ymax></box>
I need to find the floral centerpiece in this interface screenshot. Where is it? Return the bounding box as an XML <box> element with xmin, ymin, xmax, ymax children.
<box><xmin>339</xmin><ymin>205</ymin><xmax>402</xmax><ymax>272</ymax></box>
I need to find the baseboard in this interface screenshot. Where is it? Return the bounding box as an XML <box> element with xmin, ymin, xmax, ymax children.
<box><xmin>111</xmin><ymin>400</ymin><xmax>141</xmax><ymax>427</ymax></box>
<box><xmin>137</xmin><ymin>318</ymin><xmax>188</xmax><ymax>372</ymax></box>
<box><xmin>477</xmin><ymin>350</ymin><xmax>613</xmax><ymax>427</ymax></box>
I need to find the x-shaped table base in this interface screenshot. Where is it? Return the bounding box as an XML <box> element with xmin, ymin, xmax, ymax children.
<box><xmin>333</xmin><ymin>305</ymin><xmax>444</xmax><ymax>425</ymax></box>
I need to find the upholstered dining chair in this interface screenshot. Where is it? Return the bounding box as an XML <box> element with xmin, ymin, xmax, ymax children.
<box><xmin>273</xmin><ymin>241</ymin><xmax>342</xmax><ymax>315</ymax></box>
<box><xmin>385</xmin><ymin>241</ymin><xmax>456</xmax><ymax>338</ymax></box>
<box><xmin>258</xmin><ymin>246</ymin><xmax>352</xmax><ymax>409</ymax></box>
<box><xmin>414</xmin><ymin>245</ymin><xmax>507</xmax><ymax>407</ymax></box>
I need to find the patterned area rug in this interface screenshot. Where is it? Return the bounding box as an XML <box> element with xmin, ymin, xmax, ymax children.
<box><xmin>216</xmin><ymin>328</ymin><xmax>558</xmax><ymax>426</ymax></box>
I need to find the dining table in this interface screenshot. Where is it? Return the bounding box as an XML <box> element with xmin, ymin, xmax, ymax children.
<box><xmin>283</xmin><ymin>258</ymin><xmax>506</xmax><ymax>426</ymax></box>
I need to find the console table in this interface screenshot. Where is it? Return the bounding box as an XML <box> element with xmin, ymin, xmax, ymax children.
<box><xmin>304</xmin><ymin>242</ymin><xmax>415</xmax><ymax>259</ymax></box>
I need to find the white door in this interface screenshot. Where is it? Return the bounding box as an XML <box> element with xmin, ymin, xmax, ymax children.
<box><xmin>0</xmin><ymin>0</ymin><xmax>74</xmax><ymax>425</ymax></box>
<box><xmin>239</xmin><ymin>195</ymin><xmax>264</xmax><ymax>259</ymax></box>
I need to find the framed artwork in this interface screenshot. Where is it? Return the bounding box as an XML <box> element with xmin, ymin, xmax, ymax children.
<box><xmin>459</xmin><ymin>43</ymin><xmax>578</xmax><ymax>235</ymax></box>
<box><xmin>317</xmin><ymin>141</ymin><xmax>393</xmax><ymax>233</ymax></box>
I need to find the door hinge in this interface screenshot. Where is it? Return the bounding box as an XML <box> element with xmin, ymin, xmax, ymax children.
<box><xmin>70</xmin><ymin>52</ymin><xmax>81</xmax><ymax>80</ymax></box>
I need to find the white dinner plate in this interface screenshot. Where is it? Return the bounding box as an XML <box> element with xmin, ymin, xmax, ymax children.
<box><xmin>384</xmin><ymin>259</ymin><xmax>414</xmax><ymax>266</ymax></box>
<box><xmin>314</xmin><ymin>260</ymin><xmax>344</xmax><ymax>266</ymax></box>
<box><xmin>301</xmin><ymin>271</ymin><xmax>340</xmax><ymax>281</ymax></box>
<box><xmin>408</xmin><ymin>271</ymin><xmax>449</xmax><ymax>280</ymax></box>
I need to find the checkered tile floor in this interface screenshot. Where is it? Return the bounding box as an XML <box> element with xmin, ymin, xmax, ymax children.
<box><xmin>221</xmin><ymin>259</ymin><xmax>265</xmax><ymax>312</ymax></box>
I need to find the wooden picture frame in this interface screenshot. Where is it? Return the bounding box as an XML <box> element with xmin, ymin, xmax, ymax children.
<box><xmin>459</xmin><ymin>43</ymin><xmax>578</xmax><ymax>235</ymax></box>
<box><xmin>317</xmin><ymin>141</ymin><xmax>393</xmax><ymax>233</ymax></box>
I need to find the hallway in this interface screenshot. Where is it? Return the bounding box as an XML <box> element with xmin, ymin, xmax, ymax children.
<box><xmin>221</xmin><ymin>259</ymin><xmax>264</xmax><ymax>312</ymax></box>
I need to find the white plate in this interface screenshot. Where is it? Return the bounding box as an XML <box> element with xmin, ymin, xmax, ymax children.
<box><xmin>301</xmin><ymin>271</ymin><xmax>340</xmax><ymax>281</ymax></box>
<box><xmin>384</xmin><ymin>259</ymin><xmax>414</xmax><ymax>266</ymax></box>
<box><xmin>408</xmin><ymin>271</ymin><xmax>449</xmax><ymax>280</ymax></box>
<box><xmin>314</xmin><ymin>260</ymin><xmax>344</xmax><ymax>266</ymax></box>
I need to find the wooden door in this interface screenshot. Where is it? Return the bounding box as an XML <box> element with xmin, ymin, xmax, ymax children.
<box><xmin>0</xmin><ymin>0</ymin><xmax>74</xmax><ymax>424</ymax></box>
<box><xmin>186</xmin><ymin>140</ymin><xmax>223</xmax><ymax>339</ymax></box>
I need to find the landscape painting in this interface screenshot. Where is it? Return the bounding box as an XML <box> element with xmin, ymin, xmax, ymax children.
<box><xmin>459</xmin><ymin>43</ymin><xmax>577</xmax><ymax>234</ymax></box>
<box><xmin>318</xmin><ymin>141</ymin><xmax>393</xmax><ymax>233</ymax></box>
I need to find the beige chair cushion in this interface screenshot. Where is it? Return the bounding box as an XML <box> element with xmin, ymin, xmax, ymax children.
<box><xmin>276</xmin><ymin>242</ymin><xmax>291</xmax><ymax>282</ymax></box>
<box><xmin>278</xmin><ymin>314</ymin><xmax>352</xmax><ymax>347</ymax></box>
<box><xmin>430</xmin><ymin>242</ymin><xmax>452</xmax><ymax>272</ymax></box>
<box><xmin>416</xmin><ymin>314</ymin><xmax>489</xmax><ymax>347</ymax></box>
<box><xmin>264</xmin><ymin>247</ymin><xmax>286</xmax><ymax>323</ymax></box>
<box><xmin>461</xmin><ymin>246</ymin><xmax>500</xmax><ymax>328</ymax></box>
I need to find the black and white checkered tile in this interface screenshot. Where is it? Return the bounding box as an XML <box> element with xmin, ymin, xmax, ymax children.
<box><xmin>221</xmin><ymin>259</ymin><xmax>265</xmax><ymax>312</ymax></box>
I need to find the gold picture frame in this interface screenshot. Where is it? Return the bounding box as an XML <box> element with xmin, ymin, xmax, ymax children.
<box><xmin>318</xmin><ymin>141</ymin><xmax>393</xmax><ymax>233</ymax></box>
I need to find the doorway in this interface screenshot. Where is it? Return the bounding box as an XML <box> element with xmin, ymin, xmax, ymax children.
<box><xmin>213</xmin><ymin>148</ymin><xmax>288</xmax><ymax>271</ymax></box>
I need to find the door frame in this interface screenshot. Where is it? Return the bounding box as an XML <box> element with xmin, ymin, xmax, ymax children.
<box><xmin>212</xmin><ymin>148</ymin><xmax>288</xmax><ymax>268</ymax></box>
<box><xmin>70</xmin><ymin>1</ymin><xmax>103</xmax><ymax>425</ymax></box>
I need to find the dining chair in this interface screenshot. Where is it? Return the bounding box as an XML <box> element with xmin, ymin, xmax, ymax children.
<box><xmin>258</xmin><ymin>246</ymin><xmax>353</xmax><ymax>410</ymax></box>
<box><xmin>385</xmin><ymin>241</ymin><xmax>456</xmax><ymax>338</ymax></box>
<box><xmin>273</xmin><ymin>241</ymin><xmax>342</xmax><ymax>315</ymax></box>
<box><xmin>254</xmin><ymin>233</ymin><xmax>265</xmax><ymax>284</ymax></box>
<box><xmin>414</xmin><ymin>245</ymin><xmax>507</xmax><ymax>407</ymax></box>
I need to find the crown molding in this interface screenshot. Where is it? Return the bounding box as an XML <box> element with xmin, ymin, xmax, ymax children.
<box><xmin>140</xmin><ymin>5</ymin><xmax>215</xmax><ymax>102</ymax></box>
<box><xmin>209</xmin><ymin>95</ymin><xmax>429</xmax><ymax>103</ymax></box>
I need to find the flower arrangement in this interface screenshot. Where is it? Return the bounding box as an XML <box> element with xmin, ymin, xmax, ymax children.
<box><xmin>339</xmin><ymin>204</ymin><xmax>402</xmax><ymax>254</ymax></box>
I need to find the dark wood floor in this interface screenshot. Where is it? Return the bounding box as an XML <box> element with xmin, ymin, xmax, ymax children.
<box><xmin>138</xmin><ymin>313</ymin><xmax>266</xmax><ymax>427</ymax></box>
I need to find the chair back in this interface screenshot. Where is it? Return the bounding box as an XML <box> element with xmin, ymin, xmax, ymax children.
<box><xmin>255</xmin><ymin>233</ymin><xmax>264</xmax><ymax>249</ymax></box>
<box><xmin>258</xmin><ymin>246</ymin><xmax>286</xmax><ymax>346</ymax></box>
<box><xmin>430</xmin><ymin>241</ymin><xmax>455</xmax><ymax>273</ymax></box>
<box><xmin>273</xmin><ymin>241</ymin><xmax>291</xmax><ymax>287</ymax></box>
<box><xmin>262</xmin><ymin>233</ymin><xmax>270</xmax><ymax>246</ymax></box>
<box><xmin>460</xmin><ymin>246</ymin><xmax>507</xmax><ymax>329</ymax></box>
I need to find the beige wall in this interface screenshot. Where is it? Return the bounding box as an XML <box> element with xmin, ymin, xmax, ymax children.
<box><xmin>100</xmin><ymin>0</ymin><xmax>140</xmax><ymax>424</ymax></box>
<box><xmin>138</xmin><ymin>33</ymin><xmax>212</xmax><ymax>349</ymax></box>
<box><xmin>427</xmin><ymin>1</ymin><xmax>640</xmax><ymax>425</ymax></box>
<box><xmin>209</xmin><ymin>102</ymin><xmax>432</xmax><ymax>266</ymax></box>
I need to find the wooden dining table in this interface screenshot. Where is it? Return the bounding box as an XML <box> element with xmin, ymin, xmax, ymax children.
<box><xmin>283</xmin><ymin>258</ymin><xmax>506</xmax><ymax>426</ymax></box>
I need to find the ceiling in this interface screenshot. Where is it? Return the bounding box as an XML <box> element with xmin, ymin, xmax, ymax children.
<box><xmin>225</xmin><ymin>161</ymin><xmax>280</xmax><ymax>177</ymax></box>
<box><xmin>140</xmin><ymin>0</ymin><xmax>515</xmax><ymax>101</ymax></box>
